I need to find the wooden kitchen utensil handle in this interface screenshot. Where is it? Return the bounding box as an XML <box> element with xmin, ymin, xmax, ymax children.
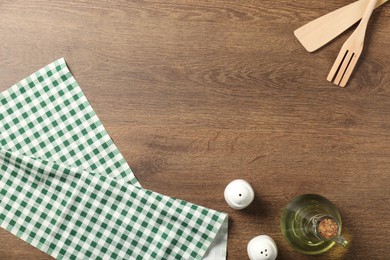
<box><xmin>295</xmin><ymin>0</ymin><xmax>388</xmax><ymax>52</ymax></box>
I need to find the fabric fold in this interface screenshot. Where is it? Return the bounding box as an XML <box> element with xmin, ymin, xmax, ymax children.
<box><xmin>0</xmin><ymin>58</ymin><xmax>228</xmax><ymax>259</ymax></box>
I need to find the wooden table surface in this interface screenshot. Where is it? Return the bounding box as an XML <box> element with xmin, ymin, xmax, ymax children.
<box><xmin>1</xmin><ymin>0</ymin><xmax>389</xmax><ymax>259</ymax></box>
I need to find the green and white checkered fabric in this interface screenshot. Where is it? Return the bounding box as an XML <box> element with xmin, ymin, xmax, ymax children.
<box><xmin>0</xmin><ymin>58</ymin><xmax>228</xmax><ymax>259</ymax></box>
<box><xmin>0</xmin><ymin>59</ymin><xmax>138</xmax><ymax>186</ymax></box>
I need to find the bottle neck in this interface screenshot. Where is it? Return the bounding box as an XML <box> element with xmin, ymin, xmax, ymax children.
<box><xmin>309</xmin><ymin>214</ymin><xmax>349</xmax><ymax>248</ymax></box>
<box><xmin>312</xmin><ymin>215</ymin><xmax>339</xmax><ymax>240</ymax></box>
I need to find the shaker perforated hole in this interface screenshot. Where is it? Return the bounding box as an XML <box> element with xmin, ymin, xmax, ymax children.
<box><xmin>239</xmin><ymin>194</ymin><xmax>242</xmax><ymax>197</ymax></box>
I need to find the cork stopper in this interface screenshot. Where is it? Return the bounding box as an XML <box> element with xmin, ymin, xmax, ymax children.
<box><xmin>317</xmin><ymin>218</ymin><xmax>339</xmax><ymax>240</ymax></box>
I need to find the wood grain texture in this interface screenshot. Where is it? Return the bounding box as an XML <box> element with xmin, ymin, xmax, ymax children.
<box><xmin>0</xmin><ymin>0</ymin><xmax>389</xmax><ymax>259</ymax></box>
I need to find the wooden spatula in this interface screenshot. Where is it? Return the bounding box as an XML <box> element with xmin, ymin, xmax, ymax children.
<box><xmin>295</xmin><ymin>0</ymin><xmax>388</xmax><ymax>52</ymax></box>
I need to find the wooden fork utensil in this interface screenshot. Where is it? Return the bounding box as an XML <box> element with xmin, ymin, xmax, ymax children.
<box><xmin>327</xmin><ymin>0</ymin><xmax>378</xmax><ymax>87</ymax></box>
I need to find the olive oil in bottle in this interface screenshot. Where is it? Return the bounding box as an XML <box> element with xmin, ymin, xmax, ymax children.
<box><xmin>280</xmin><ymin>194</ymin><xmax>348</xmax><ymax>255</ymax></box>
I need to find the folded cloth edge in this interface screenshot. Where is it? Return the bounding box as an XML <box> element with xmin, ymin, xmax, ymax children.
<box><xmin>0</xmin><ymin>146</ymin><xmax>228</xmax><ymax>259</ymax></box>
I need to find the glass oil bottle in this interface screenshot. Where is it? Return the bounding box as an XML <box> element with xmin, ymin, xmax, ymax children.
<box><xmin>280</xmin><ymin>194</ymin><xmax>349</xmax><ymax>255</ymax></box>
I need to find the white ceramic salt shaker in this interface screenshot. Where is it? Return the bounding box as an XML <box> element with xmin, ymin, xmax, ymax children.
<box><xmin>224</xmin><ymin>179</ymin><xmax>254</xmax><ymax>210</ymax></box>
<box><xmin>247</xmin><ymin>235</ymin><xmax>278</xmax><ymax>260</ymax></box>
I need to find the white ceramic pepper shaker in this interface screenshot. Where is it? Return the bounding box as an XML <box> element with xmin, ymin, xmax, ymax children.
<box><xmin>247</xmin><ymin>235</ymin><xmax>278</xmax><ymax>260</ymax></box>
<box><xmin>224</xmin><ymin>179</ymin><xmax>254</xmax><ymax>210</ymax></box>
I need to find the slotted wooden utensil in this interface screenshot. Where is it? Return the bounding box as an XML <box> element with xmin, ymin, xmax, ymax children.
<box><xmin>294</xmin><ymin>0</ymin><xmax>387</xmax><ymax>52</ymax></box>
<box><xmin>327</xmin><ymin>0</ymin><xmax>378</xmax><ymax>87</ymax></box>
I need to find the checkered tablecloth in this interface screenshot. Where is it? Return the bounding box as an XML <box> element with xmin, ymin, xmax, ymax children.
<box><xmin>0</xmin><ymin>58</ymin><xmax>228</xmax><ymax>259</ymax></box>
